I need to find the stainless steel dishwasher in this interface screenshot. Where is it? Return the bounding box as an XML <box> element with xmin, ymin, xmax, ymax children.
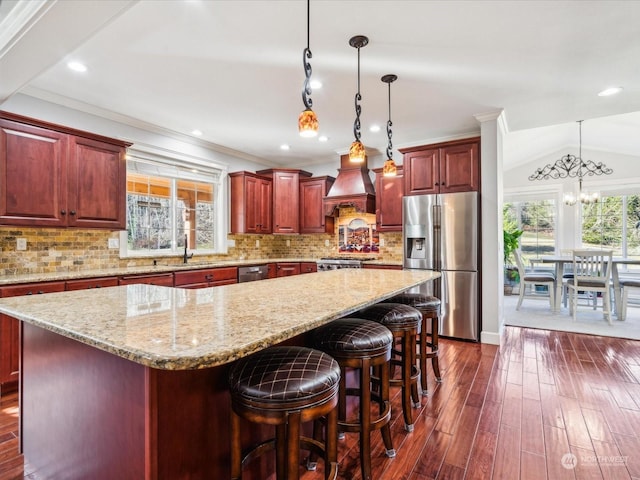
<box><xmin>238</xmin><ymin>265</ymin><xmax>270</xmax><ymax>283</ymax></box>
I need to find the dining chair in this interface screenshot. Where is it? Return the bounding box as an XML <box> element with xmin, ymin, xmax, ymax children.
<box><xmin>566</xmin><ymin>250</ymin><xmax>613</xmax><ymax>324</ymax></box>
<box><xmin>619</xmin><ymin>277</ymin><xmax>640</xmax><ymax>321</ymax></box>
<box><xmin>513</xmin><ymin>250</ymin><xmax>556</xmax><ymax>311</ymax></box>
<box><xmin>560</xmin><ymin>249</ymin><xmax>597</xmax><ymax>309</ymax></box>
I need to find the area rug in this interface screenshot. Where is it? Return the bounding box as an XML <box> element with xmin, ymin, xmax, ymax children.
<box><xmin>503</xmin><ymin>294</ymin><xmax>640</xmax><ymax>341</ymax></box>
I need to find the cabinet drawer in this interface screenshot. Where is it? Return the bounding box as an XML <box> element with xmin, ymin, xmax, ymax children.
<box><xmin>65</xmin><ymin>277</ymin><xmax>119</xmax><ymax>291</ymax></box>
<box><xmin>210</xmin><ymin>278</ymin><xmax>237</xmax><ymax>287</ymax></box>
<box><xmin>118</xmin><ymin>273</ymin><xmax>174</xmax><ymax>286</ymax></box>
<box><xmin>300</xmin><ymin>262</ymin><xmax>317</xmax><ymax>274</ymax></box>
<box><xmin>1</xmin><ymin>281</ymin><xmax>66</xmax><ymax>297</ymax></box>
<box><xmin>174</xmin><ymin>267</ymin><xmax>238</xmax><ymax>286</ymax></box>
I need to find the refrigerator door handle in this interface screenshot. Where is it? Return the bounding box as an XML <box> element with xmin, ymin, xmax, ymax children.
<box><xmin>435</xmin><ymin>204</ymin><xmax>440</xmax><ymax>271</ymax></box>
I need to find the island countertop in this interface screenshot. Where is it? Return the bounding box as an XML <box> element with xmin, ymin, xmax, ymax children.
<box><xmin>0</xmin><ymin>268</ymin><xmax>439</xmax><ymax>370</ymax></box>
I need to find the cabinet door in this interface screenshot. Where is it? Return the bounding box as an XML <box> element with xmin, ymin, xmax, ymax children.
<box><xmin>0</xmin><ymin>281</ymin><xmax>66</xmax><ymax>388</ymax></box>
<box><xmin>300</xmin><ymin>262</ymin><xmax>317</xmax><ymax>274</ymax></box>
<box><xmin>267</xmin><ymin>263</ymin><xmax>277</xmax><ymax>279</ymax></box>
<box><xmin>272</xmin><ymin>171</ymin><xmax>299</xmax><ymax>234</ymax></box>
<box><xmin>403</xmin><ymin>148</ymin><xmax>439</xmax><ymax>196</ymax></box>
<box><xmin>375</xmin><ymin>166</ymin><xmax>404</xmax><ymax>232</ymax></box>
<box><xmin>0</xmin><ymin>315</ymin><xmax>20</xmax><ymax>386</ymax></box>
<box><xmin>439</xmin><ymin>141</ymin><xmax>479</xmax><ymax>193</ymax></box>
<box><xmin>299</xmin><ymin>177</ymin><xmax>334</xmax><ymax>234</ymax></box>
<box><xmin>276</xmin><ymin>263</ymin><xmax>300</xmax><ymax>277</ymax></box>
<box><xmin>257</xmin><ymin>177</ymin><xmax>272</xmax><ymax>233</ymax></box>
<box><xmin>68</xmin><ymin>137</ymin><xmax>126</xmax><ymax>229</ymax></box>
<box><xmin>0</xmin><ymin>119</ymin><xmax>67</xmax><ymax>227</ymax></box>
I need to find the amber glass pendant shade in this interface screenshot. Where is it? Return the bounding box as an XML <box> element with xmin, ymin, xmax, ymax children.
<box><xmin>349</xmin><ymin>140</ymin><xmax>366</xmax><ymax>163</ymax></box>
<box><xmin>298</xmin><ymin>108</ymin><xmax>319</xmax><ymax>137</ymax></box>
<box><xmin>382</xmin><ymin>159</ymin><xmax>397</xmax><ymax>176</ymax></box>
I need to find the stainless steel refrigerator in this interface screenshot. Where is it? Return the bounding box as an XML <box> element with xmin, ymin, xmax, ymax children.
<box><xmin>403</xmin><ymin>192</ymin><xmax>479</xmax><ymax>341</ymax></box>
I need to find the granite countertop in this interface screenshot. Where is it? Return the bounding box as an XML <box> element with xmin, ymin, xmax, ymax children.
<box><xmin>0</xmin><ymin>269</ymin><xmax>439</xmax><ymax>370</ymax></box>
<box><xmin>0</xmin><ymin>257</ymin><xmax>318</xmax><ymax>286</ymax></box>
<box><xmin>0</xmin><ymin>257</ymin><xmax>404</xmax><ymax>286</ymax></box>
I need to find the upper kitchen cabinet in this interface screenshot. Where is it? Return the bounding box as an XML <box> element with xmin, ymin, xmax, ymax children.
<box><xmin>0</xmin><ymin>112</ymin><xmax>130</xmax><ymax>229</ymax></box>
<box><xmin>401</xmin><ymin>138</ymin><xmax>480</xmax><ymax>195</ymax></box>
<box><xmin>229</xmin><ymin>171</ymin><xmax>272</xmax><ymax>234</ymax></box>
<box><xmin>373</xmin><ymin>166</ymin><xmax>404</xmax><ymax>232</ymax></box>
<box><xmin>299</xmin><ymin>176</ymin><xmax>335</xmax><ymax>234</ymax></box>
<box><xmin>257</xmin><ymin>168</ymin><xmax>311</xmax><ymax>234</ymax></box>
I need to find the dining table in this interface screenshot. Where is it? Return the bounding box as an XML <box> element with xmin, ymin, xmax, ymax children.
<box><xmin>535</xmin><ymin>254</ymin><xmax>640</xmax><ymax>316</ymax></box>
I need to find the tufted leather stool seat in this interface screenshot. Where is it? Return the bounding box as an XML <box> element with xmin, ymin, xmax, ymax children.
<box><xmin>349</xmin><ymin>303</ymin><xmax>421</xmax><ymax>431</ymax></box>
<box><xmin>387</xmin><ymin>293</ymin><xmax>442</xmax><ymax>395</ymax></box>
<box><xmin>229</xmin><ymin>346</ymin><xmax>340</xmax><ymax>480</ymax></box>
<box><xmin>312</xmin><ymin>318</ymin><xmax>394</xmax><ymax>480</ymax></box>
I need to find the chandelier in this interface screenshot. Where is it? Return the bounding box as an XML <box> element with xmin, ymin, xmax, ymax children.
<box><xmin>528</xmin><ymin>120</ymin><xmax>613</xmax><ymax>206</ymax></box>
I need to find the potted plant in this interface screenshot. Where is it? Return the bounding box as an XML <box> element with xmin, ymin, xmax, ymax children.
<box><xmin>503</xmin><ymin>228</ymin><xmax>523</xmax><ymax>294</ymax></box>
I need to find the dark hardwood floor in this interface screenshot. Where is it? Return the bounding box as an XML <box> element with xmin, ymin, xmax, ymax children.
<box><xmin>2</xmin><ymin>326</ymin><xmax>640</xmax><ymax>479</ymax></box>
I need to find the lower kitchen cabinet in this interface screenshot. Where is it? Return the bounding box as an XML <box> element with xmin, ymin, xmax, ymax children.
<box><xmin>268</xmin><ymin>263</ymin><xmax>277</xmax><ymax>279</ymax></box>
<box><xmin>118</xmin><ymin>273</ymin><xmax>175</xmax><ymax>286</ymax></box>
<box><xmin>0</xmin><ymin>281</ymin><xmax>66</xmax><ymax>390</ymax></box>
<box><xmin>174</xmin><ymin>267</ymin><xmax>238</xmax><ymax>289</ymax></box>
<box><xmin>65</xmin><ymin>277</ymin><xmax>119</xmax><ymax>291</ymax></box>
<box><xmin>300</xmin><ymin>262</ymin><xmax>317</xmax><ymax>274</ymax></box>
<box><xmin>276</xmin><ymin>262</ymin><xmax>301</xmax><ymax>277</ymax></box>
<box><xmin>362</xmin><ymin>264</ymin><xmax>403</xmax><ymax>270</ymax></box>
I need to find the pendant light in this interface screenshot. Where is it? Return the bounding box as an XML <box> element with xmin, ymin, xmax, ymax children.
<box><xmin>381</xmin><ymin>74</ymin><xmax>398</xmax><ymax>176</ymax></box>
<box><xmin>348</xmin><ymin>35</ymin><xmax>368</xmax><ymax>163</ymax></box>
<box><xmin>298</xmin><ymin>0</ymin><xmax>318</xmax><ymax>137</ymax></box>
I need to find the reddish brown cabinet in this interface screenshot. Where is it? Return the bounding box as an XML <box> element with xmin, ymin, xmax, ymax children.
<box><xmin>65</xmin><ymin>277</ymin><xmax>119</xmax><ymax>291</ymax></box>
<box><xmin>300</xmin><ymin>262</ymin><xmax>317</xmax><ymax>274</ymax></box>
<box><xmin>374</xmin><ymin>166</ymin><xmax>404</xmax><ymax>232</ymax></box>
<box><xmin>401</xmin><ymin>138</ymin><xmax>479</xmax><ymax>195</ymax></box>
<box><xmin>0</xmin><ymin>281</ymin><xmax>66</xmax><ymax>389</ymax></box>
<box><xmin>0</xmin><ymin>112</ymin><xmax>129</xmax><ymax>229</ymax></box>
<box><xmin>276</xmin><ymin>262</ymin><xmax>301</xmax><ymax>277</ymax></box>
<box><xmin>299</xmin><ymin>176</ymin><xmax>335</xmax><ymax>234</ymax></box>
<box><xmin>362</xmin><ymin>264</ymin><xmax>403</xmax><ymax>270</ymax></box>
<box><xmin>118</xmin><ymin>273</ymin><xmax>175</xmax><ymax>286</ymax></box>
<box><xmin>267</xmin><ymin>263</ymin><xmax>277</xmax><ymax>279</ymax></box>
<box><xmin>174</xmin><ymin>267</ymin><xmax>238</xmax><ymax>289</ymax></box>
<box><xmin>230</xmin><ymin>171</ymin><xmax>272</xmax><ymax>234</ymax></box>
<box><xmin>257</xmin><ymin>169</ymin><xmax>311</xmax><ymax>234</ymax></box>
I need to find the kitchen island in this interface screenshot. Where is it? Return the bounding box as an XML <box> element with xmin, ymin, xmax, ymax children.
<box><xmin>0</xmin><ymin>268</ymin><xmax>439</xmax><ymax>479</ymax></box>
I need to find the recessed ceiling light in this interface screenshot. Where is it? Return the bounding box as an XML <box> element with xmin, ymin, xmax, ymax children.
<box><xmin>318</xmin><ymin>135</ymin><xmax>329</xmax><ymax>142</ymax></box>
<box><xmin>598</xmin><ymin>86</ymin><xmax>623</xmax><ymax>97</ymax></box>
<box><xmin>369</xmin><ymin>124</ymin><xmax>381</xmax><ymax>133</ymax></box>
<box><xmin>67</xmin><ymin>61</ymin><xmax>87</xmax><ymax>73</ymax></box>
<box><xmin>191</xmin><ymin>129</ymin><xmax>203</xmax><ymax>136</ymax></box>
<box><xmin>280</xmin><ymin>144</ymin><xmax>290</xmax><ymax>151</ymax></box>
<box><xmin>310</xmin><ymin>80</ymin><xmax>322</xmax><ymax>89</ymax></box>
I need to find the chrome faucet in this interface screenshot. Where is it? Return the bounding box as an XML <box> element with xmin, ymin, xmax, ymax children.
<box><xmin>183</xmin><ymin>234</ymin><xmax>193</xmax><ymax>263</ymax></box>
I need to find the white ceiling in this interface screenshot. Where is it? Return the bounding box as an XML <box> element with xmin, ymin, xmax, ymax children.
<box><xmin>1</xmin><ymin>0</ymin><xmax>640</xmax><ymax>169</ymax></box>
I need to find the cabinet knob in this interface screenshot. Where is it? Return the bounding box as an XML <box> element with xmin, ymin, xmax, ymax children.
<box><xmin>70</xmin><ymin>210</ymin><xmax>76</xmax><ymax>215</ymax></box>
<box><xmin>61</xmin><ymin>210</ymin><xmax>66</xmax><ymax>215</ymax></box>
<box><xmin>435</xmin><ymin>182</ymin><xmax>439</xmax><ymax>186</ymax></box>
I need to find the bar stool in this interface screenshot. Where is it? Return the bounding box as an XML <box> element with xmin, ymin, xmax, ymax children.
<box><xmin>387</xmin><ymin>293</ymin><xmax>442</xmax><ymax>394</ymax></box>
<box><xmin>312</xmin><ymin>318</ymin><xmax>394</xmax><ymax>480</ymax></box>
<box><xmin>349</xmin><ymin>303</ymin><xmax>421</xmax><ymax>432</ymax></box>
<box><xmin>228</xmin><ymin>346</ymin><xmax>340</xmax><ymax>480</ymax></box>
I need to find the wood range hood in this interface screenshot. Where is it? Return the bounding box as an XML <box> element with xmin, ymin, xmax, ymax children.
<box><xmin>322</xmin><ymin>153</ymin><xmax>376</xmax><ymax>216</ymax></box>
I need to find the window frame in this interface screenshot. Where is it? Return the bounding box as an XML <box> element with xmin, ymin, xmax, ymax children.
<box><xmin>120</xmin><ymin>148</ymin><xmax>228</xmax><ymax>259</ymax></box>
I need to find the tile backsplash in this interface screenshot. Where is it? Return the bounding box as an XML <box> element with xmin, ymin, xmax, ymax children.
<box><xmin>0</xmin><ymin>225</ymin><xmax>402</xmax><ymax>275</ymax></box>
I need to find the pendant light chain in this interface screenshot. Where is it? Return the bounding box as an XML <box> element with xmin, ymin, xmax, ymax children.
<box><xmin>302</xmin><ymin>0</ymin><xmax>313</xmax><ymax>110</ymax></box>
<box><xmin>386</xmin><ymin>80</ymin><xmax>393</xmax><ymax>159</ymax></box>
<box><xmin>353</xmin><ymin>45</ymin><xmax>362</xmax><ymax>142</ymax></box>
<box><xmin>298</xmin><ymin>0</ymin><xmax>318</xmax><ymax>137</ymax></box>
